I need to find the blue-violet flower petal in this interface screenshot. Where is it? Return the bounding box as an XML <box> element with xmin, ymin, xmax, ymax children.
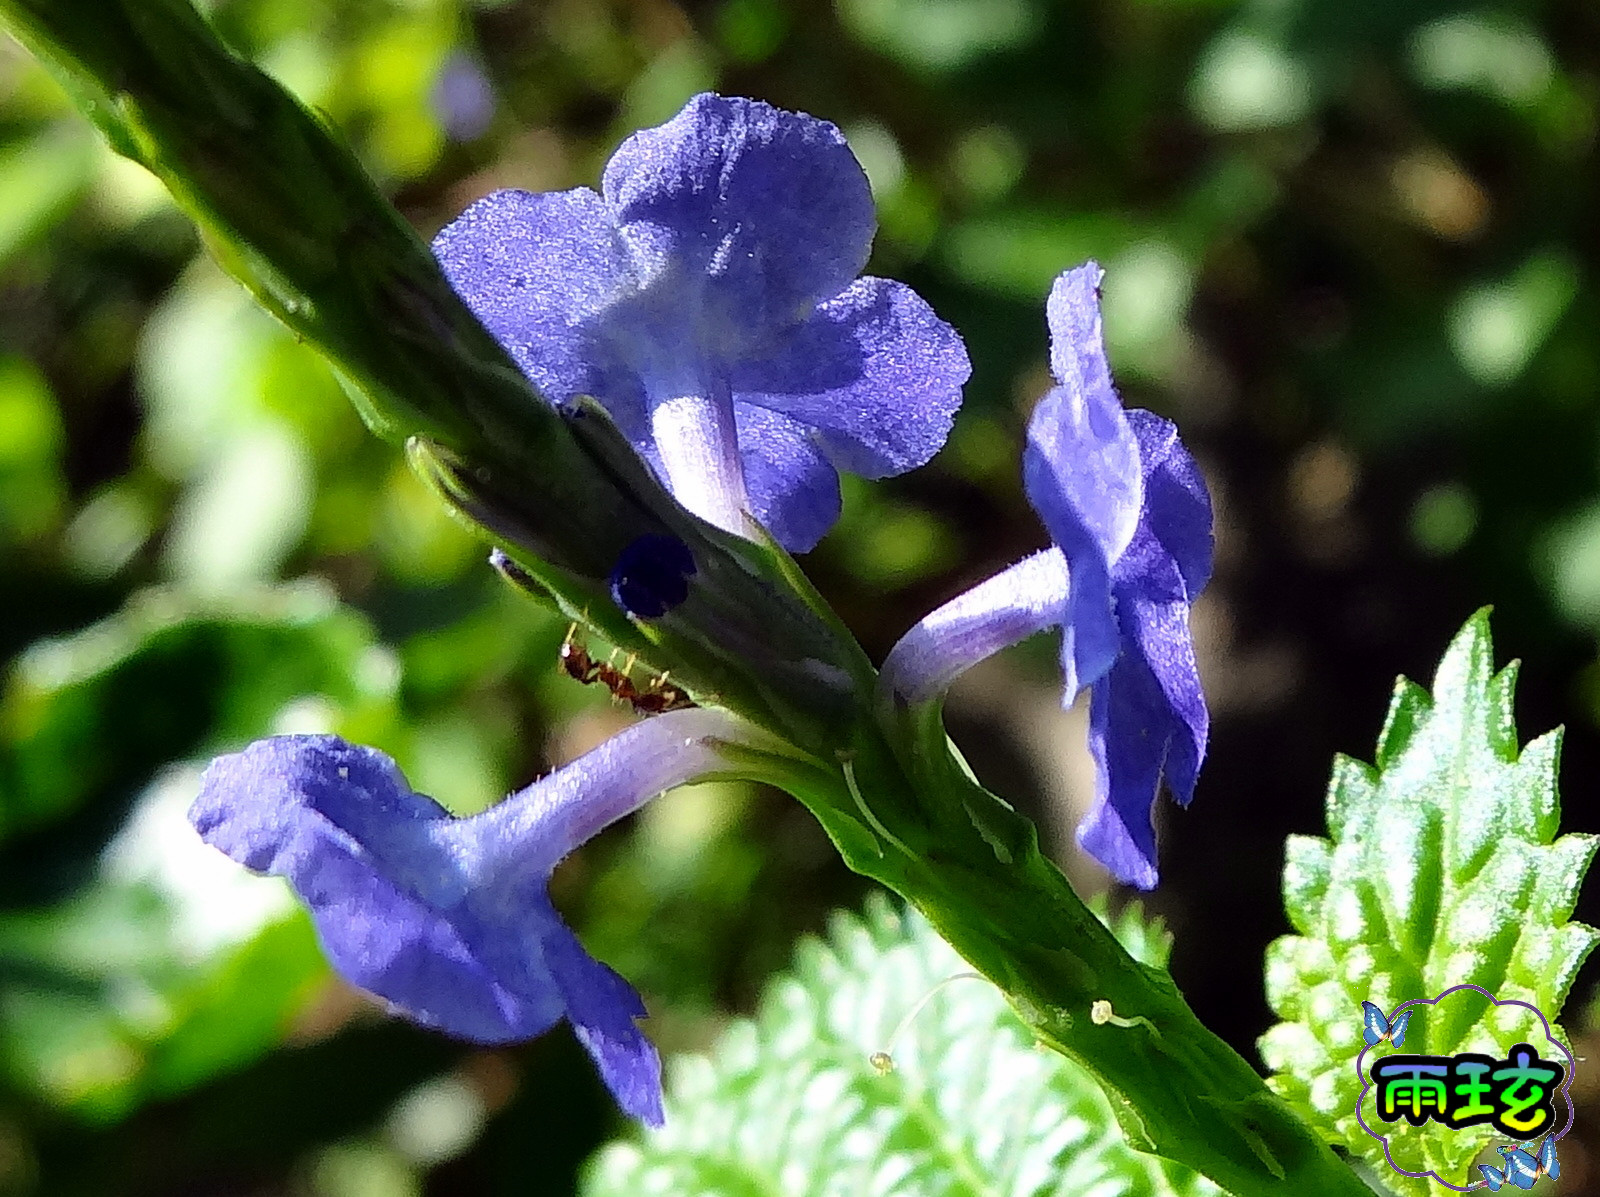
<box><xmin>191</xmin><ymin>707</ymin><xmax>762</xmax><ymax>1124</ymax></box>
<box><xmin>1077</xmin><ymin>412</ymin><xmax>1211</xmax><ymax>888</ymax></box>
<box><xmin>1023</xmin><ymin>264</ymin><xmax>1142</xmax><ymax>697</ymax></box>
<box><xmin>433</xmin><ymin>92</ymin><xmax>970</xmax><ymax>551</ymax></box>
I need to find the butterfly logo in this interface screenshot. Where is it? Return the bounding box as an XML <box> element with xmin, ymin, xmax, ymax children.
<box><xmin>1361</xmin><ymin>1000</ymin><xmax>1412</xmax><ymax>1049</ymax></box>
<box><xmin>1479</xmin><ymin>1136</ymin><xmax>1559</xmax><ymax>1190</ymax></box>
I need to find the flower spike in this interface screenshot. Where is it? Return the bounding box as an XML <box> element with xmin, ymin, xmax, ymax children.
<box><xmin>433</xmin><ymin>92</ymin><xmax>970</xmax><ymax>551</ymax></box>
<box><xmin>190</xmin><ymin>707</ymin><xmax>767</xmax><ymax>1125</ymax></box>
<box><xmin>883</xmin><ymin>262</ymin><xmax>1213</xmax><ymax>889</ymax></box>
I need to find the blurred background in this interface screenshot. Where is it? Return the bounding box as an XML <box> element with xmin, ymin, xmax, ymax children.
<box><xmin>2</xmin><ymin>0</ymin><xmax>1599</xmax><ymax>1192</ymax></box>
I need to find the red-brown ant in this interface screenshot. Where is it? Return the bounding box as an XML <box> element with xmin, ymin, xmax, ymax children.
<box><xmin>490</xmin><ymin>552</ymin><xmax>695</xmax><ymax>714</ymax></box>
<box><xmin>559</xmin><ymin>624</ymin><xmax>694</xmax><ymax>714</ymax></box>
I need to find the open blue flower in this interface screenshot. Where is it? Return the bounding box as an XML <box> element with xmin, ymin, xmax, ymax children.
<box><xmin>882</xmin><ymin>263</ymin><xmax>1213</xmax><ymax>889</ymax></box>
<box><xmin>433</xmin><ymin>92</ymin><xmax>970</xmax><ymax>551</ymax></box>
<box><xmin>190</xmin><ymin>707</ymin><xmax>767</xmax><ymax>1124</ymax></box>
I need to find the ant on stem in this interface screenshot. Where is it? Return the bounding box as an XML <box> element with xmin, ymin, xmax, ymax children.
<box><xmin>559</xmin><ymin>624</ymin><xmax>695</xmax><ymax>715</ymax></box>
<box><xmin>488</xmin><ymin>548</ymin><xmax>695</xmax><ymax>715</ymax></box>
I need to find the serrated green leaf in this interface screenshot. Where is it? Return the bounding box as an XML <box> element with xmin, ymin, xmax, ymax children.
<box><xmin>582</xmin><ymin>895</ymin><xmax>1222</xmax><ymax>1197</ymax></box>
<box><xmin>1260</xmin><ymin>611</ymin><xmax>1598</xmax><ymax>1193</ymax></box>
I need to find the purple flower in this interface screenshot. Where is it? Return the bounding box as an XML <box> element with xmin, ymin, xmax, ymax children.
<box><xmin>190</xmin><ymin>708</ymin><xmax>767</xmax><ymax>1125</ymax></box>
<box><xmin>882</xmin><ymin>263</ymin><xmax>1213</xmax><ymax>890</ymax></box>
<box><xmin>431</xmin><ymin>52</ymin><xmax>496</xmax><ymax>143</ymax></box>
<box><xmin>432</xmin><ymin>92</ymin><xmax>970</xmax><ymax>552</ymax></box>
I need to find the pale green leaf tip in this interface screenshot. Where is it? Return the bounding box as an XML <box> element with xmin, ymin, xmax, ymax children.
<box><xmin>1262</xmin><ymin>609</ymin><xmax>1595</xmax><ymax>1187</ymax></box>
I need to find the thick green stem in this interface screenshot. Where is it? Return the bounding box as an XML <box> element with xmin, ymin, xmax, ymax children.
<box><xmin>788</xmin><ymin>710</ymin><xmax>1375</xmax><ymax>1197</ymax></box>
<box><xmin>0</xmin><ymin>3</ymin><xmax>1372</xmax><ymax>1193</ymax></box>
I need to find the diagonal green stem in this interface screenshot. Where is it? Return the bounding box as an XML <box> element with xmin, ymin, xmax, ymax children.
<box><xmin>0</xmin><ymin>3</ymin><xmax>1373</xmax><ymax>1193</ymax></box>
<box><xmin>795</xmin><ymin>707</ymin><xmax>1376</xmax><ymax>1197</ymax></box>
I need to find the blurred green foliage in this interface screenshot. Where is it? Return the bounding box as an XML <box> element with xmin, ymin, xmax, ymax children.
<box><xmin>1</xmin><ymin>0</ymin><xmax>1599</xmax><ymax>1192</ymax></box>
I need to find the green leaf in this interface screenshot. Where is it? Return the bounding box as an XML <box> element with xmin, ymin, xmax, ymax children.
<box><xmin>0</xmin><ymin>765</ymin><xmax>326</xmax><ymax>1121</ymax></box>
<box><xmin>0</xmin><ymin>126</ymin><xmax>97</xmax><ymax>268</ymax></box>
<box><xmin>0</xmin><ymin>354</ymin><xmax>67</xmax><ymax>544</ymax></box>
<box><xmin>0</xmin><ymin>582</ymin><xmax>395</xmax><ymax>846</ymax></box>
<box><xmin>582</xmin><ymin>895</ymin><xmax>1224</xmax><ymax>1197</ymax></box>
<box><xmin>1259</xmin><ymin>610</ymin><xmax>1598</xmax><ymax>1192</ymax></box>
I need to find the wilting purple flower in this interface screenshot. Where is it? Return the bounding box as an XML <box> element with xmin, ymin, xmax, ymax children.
<box><xmin>190</xmin><ymin>708</ymin><xmax>766</xmax><ymax>1124</ymax></box>
<box><xmin>433</xmin><ymin>92</ymin><xmax>969</xmax><ymax>551</ymax></box>
<box><xmin>882</xmin><ymin>263</ymin><xmax>1213</xmax><ymax>889</ymax></box>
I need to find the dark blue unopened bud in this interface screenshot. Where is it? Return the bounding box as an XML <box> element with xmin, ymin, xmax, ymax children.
<box><xmin>610</xmin><ymin>534</ymin><xmax>696</xmax><ymax>618</ymax></box>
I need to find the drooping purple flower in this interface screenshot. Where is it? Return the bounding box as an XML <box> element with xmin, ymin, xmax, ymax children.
<box><xmin>882</xmin><ymin>262</ymin><xmax>1213</xmax><ymax>890</ymax></box>
<box><xmin>190</xmin><ymin>707</ymin><xmax>766</xmax><ymax>1124</ymax></box>
<box><xmin>432</xmin><ymin>92</ymin><xmax>970</xmax><ymax>552</ymax></box>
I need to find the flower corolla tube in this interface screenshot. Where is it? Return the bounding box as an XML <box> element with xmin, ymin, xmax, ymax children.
<box><xmin>882</xmin><ymin>262</ymin><xmax>1214</xmax><ymax>890</ymax></box>
<box><xmin>190</xmin><ymin>708</ymin><xmax>769</xmax><ymax>1125</ymax></box>
<box><xmin>433</xmin><ymin>92</ymin><xmax>970</xmax><ymax>551</ymax></box>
